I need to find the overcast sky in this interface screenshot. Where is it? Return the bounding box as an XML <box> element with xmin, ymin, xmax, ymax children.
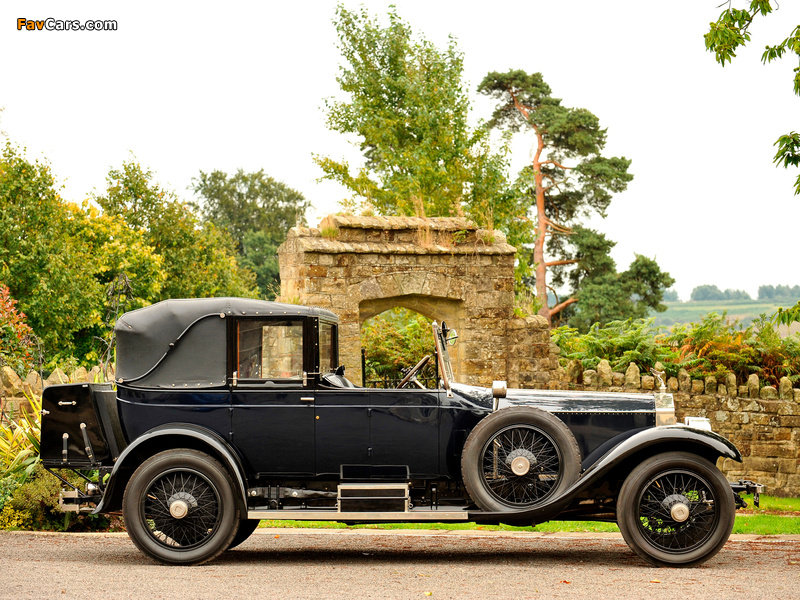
<box><xmin>2</xmin><ymin>1</ymin><xmax>799</xmax><ymax>301</ymax></box>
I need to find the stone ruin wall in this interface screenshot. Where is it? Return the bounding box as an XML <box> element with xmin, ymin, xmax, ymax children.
<box><xmin>278</xmin><ymin>215</ymin><xmax>558</xmax><ymax>390</ymax></box>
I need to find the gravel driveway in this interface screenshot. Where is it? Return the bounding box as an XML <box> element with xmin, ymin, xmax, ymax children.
<box><xmin>1</xmin><ymin>529</ymin><xmax>797</xmax><ymax>600</ymax></box>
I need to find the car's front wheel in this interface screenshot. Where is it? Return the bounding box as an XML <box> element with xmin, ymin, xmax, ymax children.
<box><xmin>617</xmin><ymin>452</ymin><xmax>735</xmax><ymax>567</ymax></box>
<box><xmin>122</xmin><ymin>449</ymin><xmax>240</xmax><ymax>565</ymax></box>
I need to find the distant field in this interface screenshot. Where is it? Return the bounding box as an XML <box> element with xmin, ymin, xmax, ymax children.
<box><xmin>652</xmin><ymin>299</ymin><xmax>800</xmax><ymax>333</ymax></box>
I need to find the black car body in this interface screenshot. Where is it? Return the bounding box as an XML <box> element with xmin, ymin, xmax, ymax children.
<box><xmin>40</xmin><ymin>298</ymin><xmax>761</xmax><ymax>567</ymax></box>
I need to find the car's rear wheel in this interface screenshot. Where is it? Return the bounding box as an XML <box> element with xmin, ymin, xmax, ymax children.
<box><xmin>227</xmin><ymin>518</ymin><xmax>261</xmax><ymax>550</ymax></box>
<box><xmin>617</xmin><ymin>452</ymin><xmax>735</xmax><ymax>567</ymax></box>
<box><xmin>122</xmin><ymin>449</ymin><xmax>240</xmax><ymax>565</ymax></box>
<box><xmin>461</xmin><ymin>407</ymin><xmax>581</xmax><ymax>512</ymax></box>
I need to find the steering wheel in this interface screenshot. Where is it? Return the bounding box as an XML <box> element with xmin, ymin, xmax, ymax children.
<box><xmin>398</xmin><ymin>355</ymin><xmax>431</xmax><ymax>388</ymax></box>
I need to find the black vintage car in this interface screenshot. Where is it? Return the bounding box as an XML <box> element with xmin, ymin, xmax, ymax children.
<box><xmin>40</xmin><ymin>298</ymin><xmax>761</xmax><ymax>567</ymax></box>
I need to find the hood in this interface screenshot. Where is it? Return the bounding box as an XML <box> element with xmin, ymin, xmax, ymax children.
<box><xmin>449</xmin><ymin>382</ymin><xmax>655</xmax><ymax>414</ymax></box>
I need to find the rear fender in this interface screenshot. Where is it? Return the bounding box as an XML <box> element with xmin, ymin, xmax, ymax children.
<box><xmin>93</xmin><ymin>424</ymin><xmax>248</xmax><ymax>514</ymax></box>
<box><xmin>470</xmin><ymin>425</ymin><xmax>741</xmax><ymax>524</ymax></box>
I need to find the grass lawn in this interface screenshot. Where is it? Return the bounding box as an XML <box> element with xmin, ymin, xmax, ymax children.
<box><xmin>258</xmin><ymin>495</ymin><xmax>800</xmax><ymax>536</ymax></box>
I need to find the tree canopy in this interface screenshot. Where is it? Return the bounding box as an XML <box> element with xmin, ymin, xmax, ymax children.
<box><xmin>705</xmin><ymin>0</ymin><xmax>800</xmax><ymax>194</ymax></box>
<box><xmin>191</xmin><ymin>169</ymin><xmax>309</xmax><ymax>298</ymax></box>
<box><xmin>94</xmin><ymin>159</ymin><xmax>257</xmax><ymax>302</ymax></box>
<box><xmin>0</xmin><ymin>144</ymin><xmax>259</xmax><ymax>367</ymax></box>
<box><xmin>478</xmin><ymin>70</ymin><xmax>672</xmax><ymax>326</ymax></box>
<box><xmin>315</xmin><ymin>5</ymin><xmax>517</xmax><ymax>230</ymax></box>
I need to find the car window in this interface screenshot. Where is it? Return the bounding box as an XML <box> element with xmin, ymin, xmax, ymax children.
<box><xmin>237</xmin><ymin>320</ymin><xmax>304</xmax><ymax>380</ymax></box>
<box><xmin>319</xmin><ymin>322</ymin><xmax>337</xmax><ymax>373</ymax></box>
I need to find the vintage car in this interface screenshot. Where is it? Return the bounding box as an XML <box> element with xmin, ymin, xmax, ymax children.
<box><xmin>39</xmin><ymin>297</ymin><xmax>762</xmax><ymax>567</ymax></box>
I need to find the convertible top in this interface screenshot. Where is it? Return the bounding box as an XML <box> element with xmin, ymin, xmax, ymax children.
<box><xmin>115</xmin><ymin>297</ymin><xmax>338</xmax><ymax>389</ymax></box>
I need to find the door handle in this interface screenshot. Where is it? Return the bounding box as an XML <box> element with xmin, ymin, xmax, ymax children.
<box><xmin>300</xmin><ymin>397</ymin><xmax>315</xmax><ymax>402</ymax></box>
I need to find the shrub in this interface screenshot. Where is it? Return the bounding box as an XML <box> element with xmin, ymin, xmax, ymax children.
<box><xmin>0</xmin><ymin>284</ymin><xmax>35</xmax><ymax>373</ymax></box>
<box><xmin>0</xmin><ymin>393</ymin><xmax>41</xmax><ymax>482</ymax></box>
<box><xmin>3</xmin><ymin>463</ymin><xmax>112</xmax><ymax>531</ymax></box>
<box><xmin>553</xmin><ymin>318</ymin><xmax>679</xmax><ymax>375</ymax></box>
<box><xmin>551</xmin><ymin>311</ymin><xmax>800</xmax><ymax>387</ymax></box>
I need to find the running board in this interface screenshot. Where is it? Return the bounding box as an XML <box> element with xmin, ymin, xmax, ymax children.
<box><xmin>247</xmin><ymin>509</ymin><xmax>470</xmax><ymax>522</ymax></box>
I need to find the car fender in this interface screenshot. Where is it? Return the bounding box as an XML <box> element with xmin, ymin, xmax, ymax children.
<box><xmin>93</xmin><ymin>423</ymin><xmax>248</xmax><ymax>514</ymax></box>
<box><xmin>470</xmin><ymin>425</ymin><xmax>742</xmax><ymax>525</ymax></box>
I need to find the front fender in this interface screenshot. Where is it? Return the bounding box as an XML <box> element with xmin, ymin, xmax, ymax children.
<box><xmin>93</xmin><ymin>423</ymin><xmax>248</xmax><ymax>514</ymax></box>
<box><xmin>470</xmin><ymin>425</ymin><xmax>741</xmax><ymax>524</ymax></box>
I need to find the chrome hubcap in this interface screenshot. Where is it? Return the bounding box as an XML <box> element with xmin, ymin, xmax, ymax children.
<box><xmin>510</xmin><ymin>456</ymin><xmax>531</xmax><ymax>476</ymax></box>
<box><xmin>670</xmin><ymin>502</ymin><xmax>690</xmax><ymax>522</ymax></box>
<box><xmin>169</xmin><ymin>499</ymin><xmax>190</xmax><ymax>519</ymax></box>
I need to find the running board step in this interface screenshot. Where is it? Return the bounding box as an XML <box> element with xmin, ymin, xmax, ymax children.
<box><xmin>246</xmin><ymin>509</ymin><xmax>470</xmax><ymax>522</ymax></box>
<box><xmin>338</xmin><ymin>483</ymin><xmax>409</xmax><ymax>512</ymax></box>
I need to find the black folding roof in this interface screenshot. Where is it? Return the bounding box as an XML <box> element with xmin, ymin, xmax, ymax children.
<box><xmin>114</xmin><ymin>298</ymin><xmax>338</xmax><ymax>388</ymax></box>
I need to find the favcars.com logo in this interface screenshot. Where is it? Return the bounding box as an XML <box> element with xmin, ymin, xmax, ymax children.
<box><xmin>17</xmin><ymin>18</ymin><xmax>117</xmax><ymax>31</ymax></box>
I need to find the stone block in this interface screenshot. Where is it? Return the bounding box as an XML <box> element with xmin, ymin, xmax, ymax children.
<box><xmin>748</xmin><ymin>374</ymin><xmax>759</xmax><ymax>398</ymax></box>
<box><xmin>23</xmin><ymin>371</ymin><xmax>43</xmax><ymax>395</ymax></box>
<box><xmin>597</xmin><ymin>360</ymin><xmax>612</xmax><ymax>387</ymax></box>
<box><xmin>667</xmin><ymin>377</ymin><xmax>679</xmax><ymax>392</ymax></box>
<box><xmin>743</xmin><ymin>457</ymin><xmax>780</xmax><ymax>473</ymax></box>
<box><xmin>678</xmin><ymin>369</ymin><xmax>691</xmax><ymax>393</ymax></box>
<box><xmin>625</xmin><ymin>363</ymin><xmax>640</xmax><ymax>388</ymax></box>
<box><xmin>1</xmin><ymin>367</ymin><xmax>25</xmax><ymax>397</ymax></box>
<box><xmin>612</xmin><ymin>372</ymin><xmax>625</xmax><ymax>387</ymax></box>
<box><xmin>641</xmin><ymin>375</ymin><xmax>655</xmax><ymax>390</ymax></box>
<box><xmin>726</xmin><ymin>373</ymin><xmax>738</xmax><ymax>397</ymax></box>
<box><xmin>704</xmin><ymin>376</ymin><xmax>717</xmax><ymax>395</ymax></box>
<box><xmin>45</xmin><ymin>368</ymin><xmax>69</xmax><ymax>387</ymax></box>
<box><xmin>760</xmin><ymin>386</ymin><xmax>778</xmax><ymax>400</ymax></box>
<box><xmin>566</xmin><ymin>359</ymin><xmax>583</xmax><ymax>384</ymax></box>
<box><xmin>779</xmin><ymin>377</ymin><xmax>794</xmax><ymax>400</ymax></box>
<box><xmin>691</xmin><ymin>379</ymin><xmax>705</xmax><ymax>395</ymax></box>
<box><xmin>583</xmin><ymin>369</ymin><xmax>597</xmax><ymax>389</ymax></box>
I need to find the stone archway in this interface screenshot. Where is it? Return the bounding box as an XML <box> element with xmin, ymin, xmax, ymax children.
<box><xmin>278</xmin><ymin>215</ymin><xmax>555</xmax><ymax>387</ymax></box>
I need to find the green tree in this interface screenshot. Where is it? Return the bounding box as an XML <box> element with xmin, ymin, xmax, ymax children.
<box><xmin>705</xmin><ymin>1</ymin><xmax>800</xmax><ymax>194</ymax></box>
<box><xmin>691</xmin><ymin>284</ymin><xmax>726</xmax><ymax>301</ymax></box>
<box><xmin>63</xmin><ymin>202</ymin><xmax>165</xmax><ymax>362</ymax></box>
<box><xmin>556</xmin><ymin>227</ymin><xmax>675</xmax><ymax>331</ymax></box>
<box><xmin>94</xmin><ymin>160</ymin><xmax>257</xmax><ymax>301</ymax></box>
<box><xmin>478</xmin><ymin>70</ymin><xmax>663</xmax><ymax>325</ymax></box>
<box><xmin>315</xmin><ymin>5</ymin><xmax>516</xmax><ymax>229</ymax></box>
<box><xmin>190</xmin><ymin>169</ymin><xmax>309</xmax><ymax>298</ymax></box>
<box><xmin>0</xmin><ymin>143</ymin><xmax>97</xmax><ymax>357</ymax></box>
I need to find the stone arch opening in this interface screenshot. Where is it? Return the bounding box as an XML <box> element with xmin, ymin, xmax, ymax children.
<box><xmin>359</xmin><ymin>295</ymin><xmax>463</xmax><ymax>380</ymax></box>
<box><xmin>359</xmin><ymin>305</ymin><xmax>441</xmax><ymax>388</ymax></box>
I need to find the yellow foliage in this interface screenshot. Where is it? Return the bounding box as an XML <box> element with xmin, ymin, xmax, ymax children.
<box><xmin>0</xmin><ymin>505</ymin><xmax>31</xmax><ymax>529</ymax></box>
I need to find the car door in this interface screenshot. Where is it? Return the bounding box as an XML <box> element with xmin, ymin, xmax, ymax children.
<box><xmin>230</xmin><ymin>317</ymin><xmax>315</xmax><ymax>477</ymax></box>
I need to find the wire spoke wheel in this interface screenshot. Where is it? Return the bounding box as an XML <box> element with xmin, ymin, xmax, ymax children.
<box><xmin>142</xmin><ymin>468</ymin><xmax>221</xmax><ymax>549</ymax></box>
<box><xmin>481</xmin><ymin>425</ymin><xmax>562</xmax><ymax>507</ymax></box>
<box><xmin>461</xmin><ymin>407</ymin><xmax>581</xmax><ymax>512</ymax></box>
<box><xmin>617</xmin><ymin>452</ymin><xmax>735</xmax><ymax>567</ymax></box>
<box><xmin>123</xmin><ymin>449</ymin><xmax>240</xmax><ymax>565</ymax></box>
<box><xmin>635</xmin><ymin>469</ymin><xmax>718</xmax><ymax>553</ymax></box>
